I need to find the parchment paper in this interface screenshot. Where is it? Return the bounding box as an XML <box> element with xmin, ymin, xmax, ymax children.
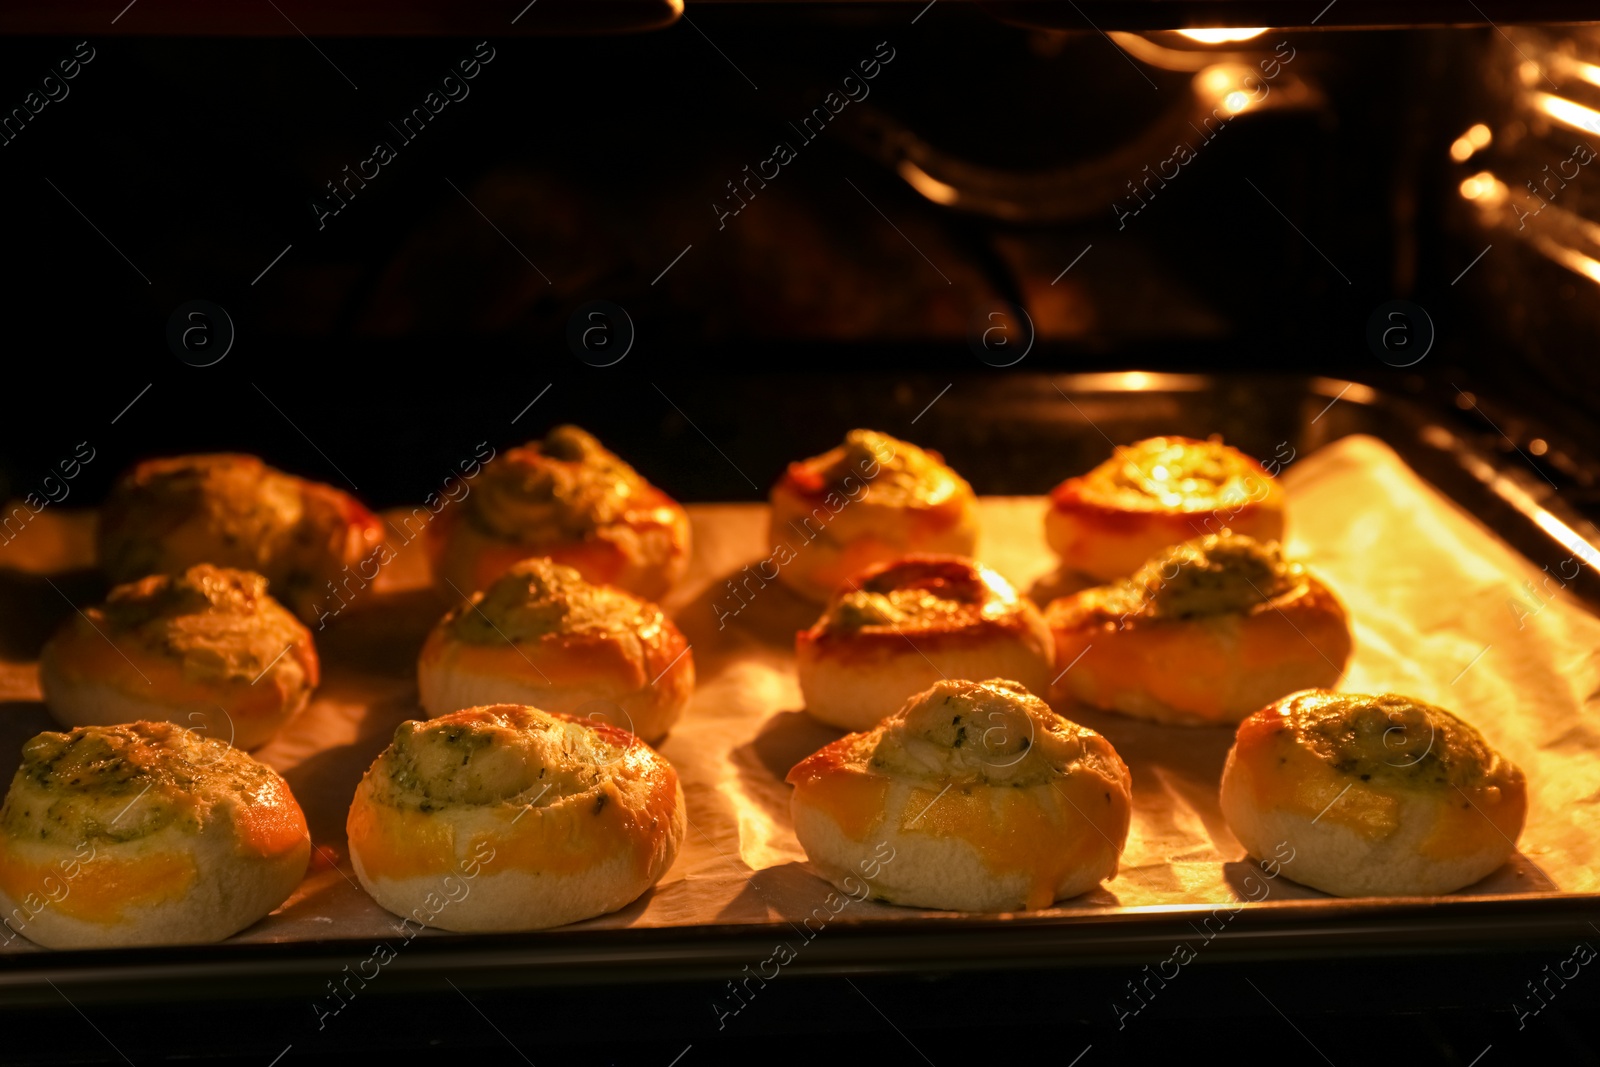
<box><xmin>0</xmin><ymin>433</ymin><xmax>1594</xmax><ymax>950</ymax></box>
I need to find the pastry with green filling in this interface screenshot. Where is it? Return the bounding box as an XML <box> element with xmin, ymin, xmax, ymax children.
<box><xmin>1045</xmin><ymin>532</ymin><xmax>1350</xmax><ymax>725</ymax></box>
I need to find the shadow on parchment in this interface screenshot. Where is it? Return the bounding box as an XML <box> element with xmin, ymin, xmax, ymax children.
<box><xmin>273</xmin><ymin>678</ymin><xmax>422</xmax><ymax>848</ymax></box>
<box><xmin>721</xmin><ymin>709</ymin><xmax>842</xmax><ymax>859</ymax></box>
<box><xmin>0</xmin><ymin>568</ymin><xmax>107</xmax><ymax>661</ymax></box>
<box><xmin>715</xmin><ymin>858</ymin><xmax>1124</xmax><ymax>926</ymax></box>
<box><xmin>314</xmin><ymin>586</ymin><xmax>450</xmax><ymax>678</ymax></box>
<box><xmin>1025</xmin><ymin>563</ymin><xmax>1097</xmax><ymax>609</ymax></box>
<box><xmin>0</xmin><ymin>701</ymin><xmax>56</xmax><ymax>784</ymax></box>
<box><xmin>675</xmin><ymin>558</ymin><xmax>822</xmax><ymax>680</ymax></box>
<box><xmin>1056</xmin><ymin>700</ymin><xmax>1240</xmax><ymax>867</ymax></box>
<box><xmin>1218</xmin><ymin>846</ymin><xmax>1559</xmax><ymax>903</ymax></box>
<box><xmin>744</xmin><ymin>709</ymin><xmax>842</xmax><ymax>785</ymax></box>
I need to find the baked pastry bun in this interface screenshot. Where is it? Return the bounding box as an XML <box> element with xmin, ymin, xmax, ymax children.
<box><xmin>430</xmin><ymin>426</ymin><xmax>689</xmax><ymax>602</ymax></box>
<box><xmin>1046</xmin><ymin>435</ymin><xmax>1284</xmax><ymax>582</ymax></box>
<box><xmin>1220</xmin><ymin>690</ymin><xmax>1527</xmax><ymax>897</ymax></box>
<box><xmin>418</xmin><ymin>558</ymin><xmax>693</xmax><ymax>744</ymax></box>
<box><xmin>1047</xmin><ymin>532</ymin><xmax>1350</xmax><ymax>726</ymax></box>
<box><xmin>769</xmin><ymin>430</ymin><xmax>979</xmax><ymax>602</ymax></box>
<box><xmin>39</xmin><ymin>565</ymin><xmax>319</xmax><ymax>751</ymax></box>
<box><xmin>0</xmin><ymin>722</ymin><xmax>310</xmax><ymax>948</ymax></box>
<box><xmin>347</xmin><ymin>704</ymin><xmax>684</xmax><ymax>931</ymax></box>
<box><xmin>788</xmin><ymin>678</ymin><xmax>1130</xmax><ymax>911</ymax></box>
<box><xmin>796</xmin><ymin>555</ymin><xmax>1053</xmax><ymax>731</ymax></box>
<box><xmin>98</xmin><ymin>453</ymin><xmax>384</xmax><ymax>625</ymax></box>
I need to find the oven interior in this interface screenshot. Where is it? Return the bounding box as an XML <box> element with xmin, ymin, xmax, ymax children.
<box><xmin>2</xmin><ymin>3</ymin><xmax>1599</xmax><ymax>1063</ymax></box>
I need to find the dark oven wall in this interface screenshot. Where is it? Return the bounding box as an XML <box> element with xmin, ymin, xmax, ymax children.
<box><xmin>0</xmin><ymin>10</ymin><xmax>1515</xmax><ymax>507</ymax></box>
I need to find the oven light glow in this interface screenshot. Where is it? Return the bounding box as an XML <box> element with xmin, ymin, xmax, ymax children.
<box><xmin>1531</xmin><ymin>507</ymin><xmax>1600</xmax><ymax>572</ymax></box>
<box><xmin>1564</xmin><ymin>58</ymin><xmax>1600</xmax><ymax>90</ymax></box>
<box><xmin>1199</xmin><ymin>66</ymin><xmax>1232</xmax><ymax>95</ymax></box>
<box><xmin>896</xmin><ymin>160</ymin><xmax>959</xmax><ymax>206</ymax></box>
<box><xmin>1196</xmin><ymin>64</ymin><xmax>1263</xmax><ymax>114</ymax></box>
<box><xmin>1421</xmin><ymin>424</ymin><xmax>1600</xmax><ymax>574</ymax></box>
<box><xmin>1458</xmin><ymin>171</ymin><xmax>1506</xmax><ymax>206</ymax></box>
<box><xmin>1176</xmin><ymin>27</ymin><xmax>1268</xmax><ymax>43</ymax></box>
<box><xmin>1532</xmin><ymin>92</ymin><xmax>1600</xmax><ymax>136</ymax></box>
<box><xmin>1449</xmin><ymin>123</ymin><xmax>1493</xmax><ymax>162</ymax></box>
<box><xmin>1533</xmin><ymin>236</ymin><xmax>1600</xmax><ymax>286</ymax></box>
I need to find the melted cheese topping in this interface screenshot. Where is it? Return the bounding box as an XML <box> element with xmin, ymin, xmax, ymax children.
<box><xmin>97</xmin><ymin>453</ymin><xmax>380</xmax><ymax>622</ymax></box>
<box><xmin>352</xmin><ymin>705</ymin><xmax>676</xmax><ymax>882</ymax></box>
<box><xmin>841</xmin><ymin>679</ymin><xmax>1122</xmax><ymax>789</ymax></box>
<box><xmin>1261</xmin><ymin>691</ymin><xmax>1505</xmax><ymax>789</ymax></box>
<box><xmin>366</xmin><ymin>705</ymin><xmax>636</xmax><ymax>814</ymax></box>
<box><xmin>443</xmin><ymin>557</ymin><xmax>661</xmax><ymax>646</ymax></box>
<box><xmin>1233</xmin><ymin>691</ymin><xmax>1525</xmax><ymax>850</ymax></box>
<box><xmin>788</xmin><ymin>680</ymin><xmax>1129</xmax><ymax>908</ymax></box>
<box><xmin>87</xmin><ymin>564</ymin><xmax>313</xmax><ymax>686</ymax></box>
<box><xmin>100</xmin><ymin>454</ymin><xmax>306</xmax><ymax>576</ymax></box>
<box><xmin>818</xmin><ymin>557</ymin><xmax>1016</xmax><ymax>634</ymax></box>
<box><xmin>1117</xmin><ymin>532</ymin><xmax>1303</xmax><ymax>620</ymax></box>
<box><xmin>1067</xmin><ymin>436</ymin><xmax>1272</xmax><ymax>514</ymax></box>
<box><xmin>0</xmin><ymin>722</ymin><xmax>303</xmax><ymax>855</ymax></box>
<box><xmin>788</xmin><ymin>430</ymin><xmax>967</xmax><ymax>509</ymax></box>
<box><xmin>467</xmin><ymin>426</ymin><xmax>654</xmax><ymax>542</ymax></box>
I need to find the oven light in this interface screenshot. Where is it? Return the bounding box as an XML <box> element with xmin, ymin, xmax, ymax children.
<box><xmin>896</xmin><ymin>160</ymin><xmax>959</xmax><ymax>206</ymax></box>
<box><xmin>1458</xmin><ymin>171</ymin><xmax>1506</xmax><ymax>206</ymax></box>
<box><xmin>1532</xmin><ymin>236</ymin><xmax>1600</xmax><ymax>286</ymax></box>
<box><xmin>1449</xmin><ymin>123</ymin><xmax>1493</xmax><ymax>163</ymax></box>
<box><xmin>1563</xmin><ymin>58</ymin><xmax>1600</xmax><ymax>90</ymax></box>
<box><xmin>1196</xmin><ymin>64</ymin><xmax>1262</xmax><ymax>114</ymax></box>
<box><xmin>1531</xmin><ymin>92</ymin><xmax>1600</xmax><ymax>136</ymax></box>
<box><xmin>1530</xmin><ymin>507</ymin><xmax>1600</xmax><ymax>572</ymax></box>
<box><xmin>1176</xmin><ymin>27</ymin><xmax>1269</xmax><ymax>44</ymax></box>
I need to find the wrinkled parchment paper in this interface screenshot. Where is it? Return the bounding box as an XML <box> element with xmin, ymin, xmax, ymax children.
<box><xmin>0</xmin><ymin>433</ymin><xmax>1593</xmax><ymax>950</ymax></box>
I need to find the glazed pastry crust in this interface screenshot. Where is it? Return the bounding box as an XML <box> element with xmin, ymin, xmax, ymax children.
<box><xmin>788</xmin><ymin>679</ymin><xmax>1130</xmax><ymax>911</ymax></box>
<box><xmin>1046</xmin><ymin>436</ymin><xmax>1284</xmax><ymax>582</ymax></box>
<box><xmin>1047</xmin><ymin>534</ymin><xmax>1350</xmax><ymax>726</ymax></box>
<box><xmin>796</xmin><ymin>556</ymin><xmax>1054</xmax><ymax>731</ymax></box>
<box><xmin>1220</xmin><ymin>690</ymin><xmax>1527</xmax><ymax>897</ymax></box>
<box><xmin>346</xmin><ymin>704</ymin><xmax>684</xmax><ymax>931</ymax></box>
<box><xmin>0</xmin><ymin>722</ymin><xmax>310</xmax><ymax>948</ymax></box>
<box><xmin>39</xmin><ymin>565</ymin><xmax>320</xmax><ymax>751</ymax></box>
<box><xmin>97</xmin><ymin>453</ymin><xmax>384</xmax><ymax>624</ymax></box>
<box><xmin>417</xmin><ymin>558</ymin><xmax>693</xmax><ymax>744</ymax></box>
<box><xmin>431</xmin><ymin>426</ymin><xmax>689</xmax><ymax>601</ymax></box>
<box><xmin>769</xmin><ymin>430</ymin><xmax>979</xmax><ymax>602</ymax></box>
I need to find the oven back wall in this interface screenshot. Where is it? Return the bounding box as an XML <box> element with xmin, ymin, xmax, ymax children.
<box><xmin>0</xmin><ymin>15</ymin><xmax>1505</xmax><ymax>507</ymax></box>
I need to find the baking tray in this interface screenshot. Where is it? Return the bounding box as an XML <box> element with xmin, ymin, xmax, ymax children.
<box><xmin>1</xmin><ymin>371</ymin><xmax>1597</xmax><ymax>1010</ymax></box>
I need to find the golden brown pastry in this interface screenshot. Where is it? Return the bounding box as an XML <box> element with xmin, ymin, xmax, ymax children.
<box><xmin>796</xmin><ymin>555</ymin><xmax>1053</xmax><ymax>731</ymax></box>
<box><xmin>430</xmin><ymin>426</ymin><xmax>690</xmax><ymax>602</ymax></box>
<box><xmin>417</xmin><ymin>558</ymin><xmax>693</xmax><ymax>744</ymax></box>
<box><xmin>769</xmin><ymin>430</ymin><xmax>979</xmax><ymax>602</ymax></box>
<box><xmin>38</xmin><ymin>565</ymin><xmax>319</xmax><ymax>751</ymax></box>
<box><xmin>97</xmin><ymin>453</ymin><xmax>385</xmax><ymax>625</ymax></box>
<box><xmin>1047</xmin><ymin>532</ymin><xmax>1350</xmax><ymax>726</ymax></box>
<box><xmin>788</xmin><ymin>678</ymin><xmax>1130</xmax><ymax>911</ymax></box>
<box><xmin>347</xmin><ymin>704</ymin><xmax>685</xmax><ymax>931</ymax></box>
<box><xmin>1220</xmin><ymin>690</ymin><xmax>1527</xmax><ymax>896</ymax></box>
<box><xmin>1046</xmin><ymin>435</ymin><xmax>1284</xmax><ymax>582</ymax></box>
<box><xmin>0</xmin><ymin>722</ymin><xmax>310</xmax><ymax>947</ymax></box>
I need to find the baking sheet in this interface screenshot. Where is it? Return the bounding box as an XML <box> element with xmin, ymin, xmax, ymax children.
<box><xmin>0</xmin><ymin>432</ymin><xmax>1595</xmax><ymax>951</ymax></box>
